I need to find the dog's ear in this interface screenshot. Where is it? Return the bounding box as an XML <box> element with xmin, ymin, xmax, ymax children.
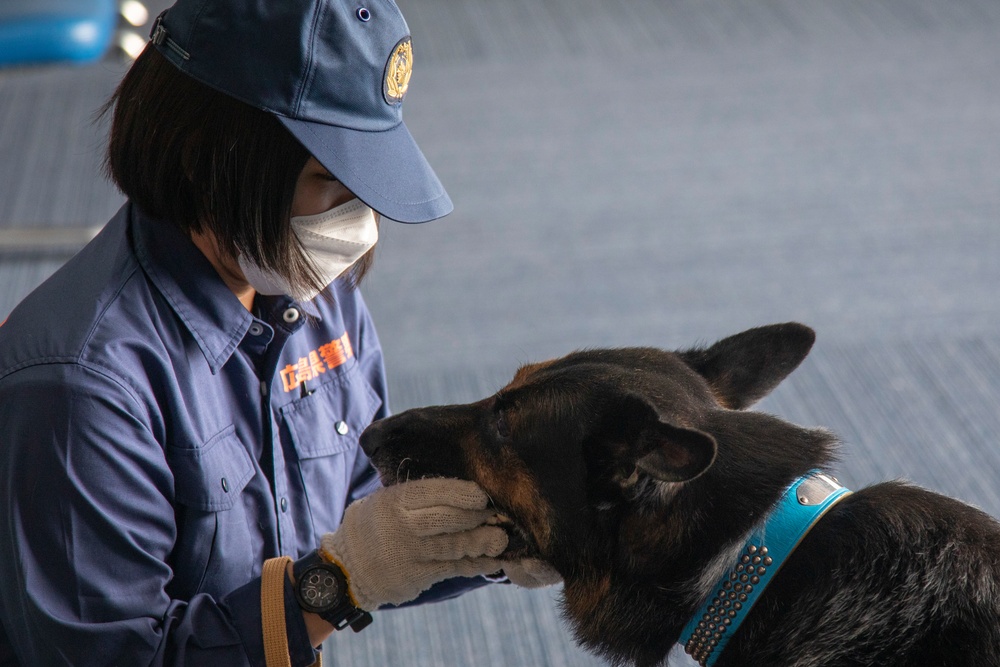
<box><xmin>617</xmin><ymin>395</ymin><xmax>717</xmax><ymax>483</ymax></box>
<box><xmin>677</xmin><ymin>322</ymin><xmax>816</xmax><ymax>410</ymax></box>
<box><xmin>635</xmin><ymin>421</ymin><xmax>717</xmax><ymax>483</ymax></box>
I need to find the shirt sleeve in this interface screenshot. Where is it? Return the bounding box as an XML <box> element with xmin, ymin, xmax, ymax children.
<box><xmin>0</xmin><ymin>362</ymin><xmax>315</xmax><ymax>667</ymax></box>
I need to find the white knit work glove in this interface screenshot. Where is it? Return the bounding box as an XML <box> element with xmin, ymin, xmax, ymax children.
<box><xmin>500</xmin><ymin>558</ymin><xmax>562</xmax><ymax>589</ymax></box>
<box><xmin>320</xmin><ymin>478</ymin><xmax>508</xmax><ymax>611</ymax></box>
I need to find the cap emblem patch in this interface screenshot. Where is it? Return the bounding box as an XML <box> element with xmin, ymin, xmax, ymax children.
<box><xmin>384</xmin><ymin>38</ymin><xmax>413</xmax><ymax>105</ymax></box>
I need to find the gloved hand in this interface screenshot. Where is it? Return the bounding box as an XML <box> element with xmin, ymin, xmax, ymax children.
<box><xmin>320</xmin><ymin>478</ymin><xmax>508</xmax><ymax>610</ymax></box>
<box><xmin>500</xmin><ymin>558</ymin><xmax>562</xmax><ymax>589</ymax></box>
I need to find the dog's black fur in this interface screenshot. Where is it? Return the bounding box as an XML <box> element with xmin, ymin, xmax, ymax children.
<box><xmin>361</xmin><ymin>323</ymin><xmax>1000</xmax><ymax>666</ymax></box>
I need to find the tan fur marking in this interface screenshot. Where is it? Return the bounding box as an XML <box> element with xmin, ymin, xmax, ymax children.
<box><xmin>507</xmin><ymin>361</ymin><xmax>553</xmax><ymax>390</ymax></box>
<box><xmin>709</xmin><ymin>386</ymin><xmax>733</xmax><ymax>409</ymax></box>
<box><xmin>463</xmin><ymin>432</ymin><xmax>553</xmax><ymax>552</ymax></box>
<box><xmin>564</xmin><ymin>573</ymin><xmax>612</xmax><ymax>620</ymax></box>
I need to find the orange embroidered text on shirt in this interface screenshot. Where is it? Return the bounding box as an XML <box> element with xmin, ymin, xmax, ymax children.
<box><xmin>280</xmin><ymin>332</ymin><xmax>354</xmax><ymax>393</ymax></box>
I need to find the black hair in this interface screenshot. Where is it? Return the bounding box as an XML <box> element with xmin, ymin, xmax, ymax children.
<box><xmin>101</xmin><ymin>45</ymin><xmax>374</xmax><ymax>292</ymax></box>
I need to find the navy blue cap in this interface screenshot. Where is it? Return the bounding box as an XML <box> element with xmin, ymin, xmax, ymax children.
<box><xmin>150</xmin><ymin>0</ymin><xmax>452</xmax><ymax>223</ymax></box>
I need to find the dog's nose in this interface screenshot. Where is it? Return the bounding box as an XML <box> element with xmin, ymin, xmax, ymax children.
<box><xmin>359</xmin><ymin>419</ymin><xmax>384</xmax><ymax>457</ymax></box>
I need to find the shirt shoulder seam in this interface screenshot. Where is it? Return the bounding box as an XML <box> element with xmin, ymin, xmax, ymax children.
<box><xmin>0</xmin><ymin>357</ymin><xmax>145</xmax><ymax>413</ymax></box>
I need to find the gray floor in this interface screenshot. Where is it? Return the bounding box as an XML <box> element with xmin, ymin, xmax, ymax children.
<box><xmin>2</xmin><ymin>1</ymin><xmax>1000</xmax><ymax>665</ymax></box>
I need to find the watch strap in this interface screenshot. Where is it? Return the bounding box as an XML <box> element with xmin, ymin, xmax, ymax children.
<box><xmin>326</xmin><ymin>602</ymin><xmax>374</xmax><ymax>633</ymax></box>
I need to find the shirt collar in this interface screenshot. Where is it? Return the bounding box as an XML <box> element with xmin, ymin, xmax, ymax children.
<box><xmin>129</xmin><ymin>205</ymin><xmax>254</xmax><ymax>374</ymax></box>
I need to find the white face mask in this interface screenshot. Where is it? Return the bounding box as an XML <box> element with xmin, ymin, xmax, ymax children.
<box><xmin>239</xmin><ymin>198</ymin><xmax>378</xmax><ymax>302</ymax></box>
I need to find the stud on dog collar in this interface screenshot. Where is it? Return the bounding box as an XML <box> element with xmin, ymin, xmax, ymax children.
<box><xmin>679</xmin><ymin>471</ymin><xmax>851</xmax><ymax>666</ymax></box>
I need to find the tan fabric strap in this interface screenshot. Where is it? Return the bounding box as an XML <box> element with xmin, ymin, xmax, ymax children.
<box><xmin>262</xmin><ymin>557</ymin><xmax>293</xmax><ymax>667</ymax></box>
<box><xmin>261</xmin><ymin>556</ymin><xmax>322</xmax><ymax>667</ymax></box>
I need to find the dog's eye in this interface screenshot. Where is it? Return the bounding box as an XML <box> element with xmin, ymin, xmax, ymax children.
<box><xmin>496</xmin><ymin>410</ymin><xmax>511</xmax><ymax>438</ymax></box>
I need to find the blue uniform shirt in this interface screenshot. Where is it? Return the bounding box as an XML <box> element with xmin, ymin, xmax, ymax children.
<box><xmin>0</xmin><ymin>203</ymin><xmax>482</xmax><ymax>666</ymax></box>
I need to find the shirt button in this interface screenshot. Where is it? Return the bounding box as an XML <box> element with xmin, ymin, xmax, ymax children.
<box><xmin>221</xmin><ymin>478</ymin><xmax>229</xmax><ymax>493</ymax></box>
<box><xmin>280</xmin><ymin>497</ymin><xmax>288</xmax><ymax>513</ymax></box>
<box><xmin>282</xmin><ymin>307</ymin><xmax>300</xmax><ymax>324</ymax></box>
<box><xmin>335</xmin><ymin>421</ymin><xmax>349</xmax><ymax>436</ymax></box>
<box><xmin>248</xmin><ymin>322</ymin><xmax>265</xmax><ymax>337</ymax></box>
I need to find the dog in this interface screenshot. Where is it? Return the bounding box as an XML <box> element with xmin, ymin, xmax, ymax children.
<box><xmin>360</xmin><ymin>323</ymin><xmax>1000</xmax><ymax>666</ymax></box>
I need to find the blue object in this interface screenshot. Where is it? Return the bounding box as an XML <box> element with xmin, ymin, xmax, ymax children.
<box><xmin>679</xmin><ymin>471</ymin><xmax>853</xmax><ymax>666</ymax></box>
<box><xmin>151</xmin><ymin>0</ymin><xmax>452</xmax><ymax>223</ymax></box>
<box><xmin>0</xmin><ymin>0</ymin><xmax>116</xmax><ymax>67</ymax></box>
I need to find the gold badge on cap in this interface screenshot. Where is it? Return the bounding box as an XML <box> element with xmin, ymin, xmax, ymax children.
<box><xmin>383</xmin><ymin>37</ymin><xmax>413</xmax><ymax>105</ymax></box>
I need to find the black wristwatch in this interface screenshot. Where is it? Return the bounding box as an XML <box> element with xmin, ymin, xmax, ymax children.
<box><xmin>292</xmin><ymin>550</ymin><xmax>373</xmax><ymax>632</ymax></box>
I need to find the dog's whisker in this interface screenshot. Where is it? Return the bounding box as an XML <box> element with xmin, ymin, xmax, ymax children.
<box><xmin>395</xmin><ymin>457</ymin><xmax>412</xmax><ymax>484</ymax></box>
<box><xmin>483</xmin><ymin>490</ymin><xmax>498</xmax><ymax>509</ymax></box>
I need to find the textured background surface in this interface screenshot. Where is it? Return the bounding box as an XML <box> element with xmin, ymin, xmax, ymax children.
<box><xmin>2</xmin><ymin>1</ymin><xmax>999</xmax><ymax>665</ymax></box>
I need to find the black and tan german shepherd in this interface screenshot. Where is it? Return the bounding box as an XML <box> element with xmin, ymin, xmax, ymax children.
<box><xmin>360</xmin><ymin>323</ymin><xmax>1000</xmax><ymax>666</ymax></box>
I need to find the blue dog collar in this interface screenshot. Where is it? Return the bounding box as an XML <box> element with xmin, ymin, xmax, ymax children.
<box><xmin>679</xmin><ymin>471</ymin><xmax>851</xmax><ymax>666</ymax></box>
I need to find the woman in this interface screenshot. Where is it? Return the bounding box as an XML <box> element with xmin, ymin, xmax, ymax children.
<box><xmin>0</xmin><ymin>1</ymin><xmax>555</xmax><ymax>664</ymax></box>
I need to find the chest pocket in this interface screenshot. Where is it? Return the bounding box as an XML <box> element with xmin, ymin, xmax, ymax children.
<box><xmin>281</xmin><ymin>362</ymin><xmax>381</xmax><ymax>543</ymax></box>
<box><xmin>167</xmin><ymin>425</ymin><xmax>256</xmax><ymax>599</ymax></box>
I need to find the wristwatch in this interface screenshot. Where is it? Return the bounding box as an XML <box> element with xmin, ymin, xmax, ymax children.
<box><xmin>292</xmin><ymin>550</ymin><xmax>373</xmax><ymax>632</ymax></box>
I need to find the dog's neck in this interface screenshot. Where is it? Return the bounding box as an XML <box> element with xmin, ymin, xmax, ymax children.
<box><xmin>678</xmin><ymin>471</ymin><xmax>852</xmax><ymax>666</ymax></box>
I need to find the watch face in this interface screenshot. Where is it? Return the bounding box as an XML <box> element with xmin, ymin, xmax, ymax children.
<box><xmin>298</xmin><ymin>565</ymin><xmax>343</xmax><ymax>613</ymax></box>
